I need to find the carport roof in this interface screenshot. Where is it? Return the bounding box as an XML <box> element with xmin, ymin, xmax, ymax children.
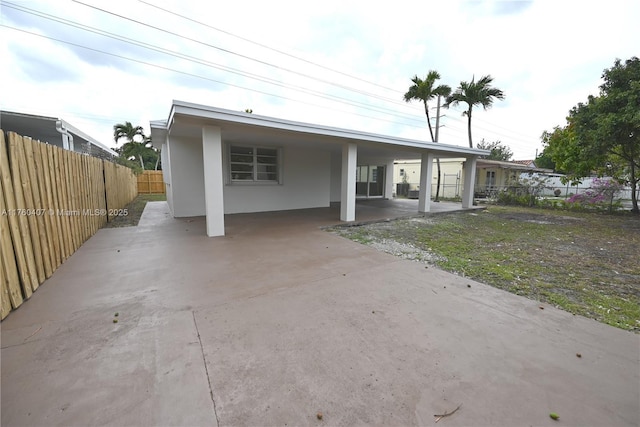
<box><xmin>150</xmin><ymin>100</ymin><xmax>489</xmax><ymax>159</ymax></box>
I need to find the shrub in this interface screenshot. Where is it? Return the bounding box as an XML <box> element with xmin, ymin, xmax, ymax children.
<box><xmin>495</xmin><ymin>174</ymin><xmax>550</xmax><ymax>207</ymax></box>
<box><xmin>566</xmin><ymin>178</ymin><xmax>624</xmax><ymax>212</ymax></box>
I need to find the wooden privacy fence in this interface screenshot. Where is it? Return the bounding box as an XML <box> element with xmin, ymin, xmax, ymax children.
<box><xmin>0</xmin><ymin>130</ymin><xmax>137</xmax><ymax>320</ymax></box>
<box><xmin>137</xmin><ymin>170</ymin><xmax>165</xmax><ymax>194</ymax></box>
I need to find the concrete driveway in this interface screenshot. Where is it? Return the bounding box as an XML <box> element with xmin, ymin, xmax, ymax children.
<box><xmin>1</xmin><ymin>202</ymin><xmax>638</xmax><ymax>427</ymax></box>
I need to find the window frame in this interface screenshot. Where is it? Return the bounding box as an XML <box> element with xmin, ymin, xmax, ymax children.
<box><xmin>227</xmin><ymin>144</ymin><xmax>283</xmax><ymax>185</ymax></box>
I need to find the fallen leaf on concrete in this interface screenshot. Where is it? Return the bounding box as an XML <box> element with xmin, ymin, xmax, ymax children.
<box><xmin>316</xmin><ymin>412</ymin><xmax>323</xmax><ymax>420</ymax></box>
<box><xmin>550</xmin><ymin>412</ymin><xmax>559</xmax><ymax>420</ymax></box>
<box><xmin>434</xmin><ymin>404</ymin><xmax>461</xmax><ymax>423</ymax></box>
<box><xmin>576</xmin><ymin>353</ymin><xmax>582</xmax><ymax>358</ymax></box>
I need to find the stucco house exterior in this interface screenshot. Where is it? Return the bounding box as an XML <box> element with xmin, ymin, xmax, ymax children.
<box><xmin>474</xmin><ymin>159</ymin><xmax>553</xmax><ymax>197</ymax></box>
<box><xmin>394</xmin><ymin>158</ymin><xmax>554</xmax><ymax>199</ymax></box>
<box><xmin>150</xmin><ymin>101</ymin><xmax>488</xmax><ymax>237</ymax></box>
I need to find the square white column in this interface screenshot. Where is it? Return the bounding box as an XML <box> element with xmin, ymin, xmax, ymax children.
<box><xmin>385</xmin><ymin>160</ymin><xmax>395</xmax><ymax>199</ymax></box>
<box><xmin>340</xmin><ymin>143</ymin><xmax>357</xmax><ymax>221</ymax></box>
<box><xmin>462</xmin><ymin>156</ymin><xmax>477</xmax><ymax>208</ymax></box>
<box><xmin>202</xmin><ymin>126</ymin><xmax>225</xmax><ymax>237</ymax></box>
<box><xmin>418</xmin><ymin>152</ymin><xmax>434</xmax><ymax>213</ymax></box>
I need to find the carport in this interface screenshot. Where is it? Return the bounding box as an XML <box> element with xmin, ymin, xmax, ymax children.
<box><xmin>150</xmin><ymin>101</ymin><xmax>488</xmax><ymax>236</ymax></box>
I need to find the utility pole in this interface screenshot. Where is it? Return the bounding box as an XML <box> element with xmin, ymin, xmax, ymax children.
<box><xmin>431</xmin><ymin>96</ymin><xmax>446</xmax><ymax>202</ymax></box>
<box><xmin>435</xmin><ymin>95</ymin><xmax>442</xmax><ymax>143</ymax></box>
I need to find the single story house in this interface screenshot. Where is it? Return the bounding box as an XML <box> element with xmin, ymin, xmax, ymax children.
<box><xmin>475</xmin><ymin>159</ymin><xmax>553</xmax><ymax>197</ymax></box>
<box><xmin>150</xmin><ymin>101</ymin><xmax>488</xmax><ymax>237</ymax></box>
<box><xmin>0</xmin><ymin>110</ymin><xmax>117</xmax><ymax>160</ymax></box>
<box><xmin>394</xmin><ymin>158</ymin><xmax>554</xmax><ymax>199</ymax></box>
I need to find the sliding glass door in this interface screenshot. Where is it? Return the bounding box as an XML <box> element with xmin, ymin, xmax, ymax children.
<box><xmin>356</xmin><ymin>165</ymin><xmax>385</xmax><ymax>198</ymax></box>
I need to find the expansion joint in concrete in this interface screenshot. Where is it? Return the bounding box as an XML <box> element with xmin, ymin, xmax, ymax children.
<box><xmin>192</xmin><ymin>311</ymin><xmax>220</xmax><ymax>427</ymax></box>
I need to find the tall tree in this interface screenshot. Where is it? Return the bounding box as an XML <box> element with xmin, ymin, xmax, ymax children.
<box><xmin>545</xmin><ymin>57</ymin><xmax>640</xmax><ymax>213</ymax></box>
<box><xmin>113</xmin><ymin>122</ymin><xmax>147</xmax><ymax>170</ymax></box>
<box><xmin>445</xmin><ymin>75</ymin><xmax>505</xmax><ymax>148</ymax></box>
<box><xmin>477</xmin><ymin>139</ymin><xmax>513</xmax><ymax>161</ymax></box>
<box><xmin>403</xmin><ymin>70</ymin><xmax>451</xmax><ymax>201</ymax></box>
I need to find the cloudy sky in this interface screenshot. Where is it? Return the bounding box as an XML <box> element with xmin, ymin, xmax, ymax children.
<box><xmin>1</xmin><ymin>0</ymin><xmax>638</xmax><ymax>159</ymax></box>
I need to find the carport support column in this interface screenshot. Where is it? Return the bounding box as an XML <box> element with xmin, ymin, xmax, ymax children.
<box><xmin>462</xmin><ymin>156</ymin><xmax>477</xmax><ymax>208</ymax></box>
<box><xmin>340</xmin><ymin>143</ymin><xmax>357</xmax><ymax>221</ymax></box>
<box><xmin>202</xmin><ymin>126</ymin><xmax>225</xmax><ymax>237</ymax></box>
<box><xmin>418</xmin><ymin>152</ymin><xmax>434</xmax><ymax>213</ymax></box>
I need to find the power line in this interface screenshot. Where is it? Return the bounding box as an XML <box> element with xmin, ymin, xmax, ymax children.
<box><xmin>136</xmin><ymin>1</ymin><xmax>541</xmax><ymax>147</ymax></box>
<box><xmin>2</xmin><ymin>2</ymin><xmax>542</xmax><ymax>150</ymax></box>
<box><xmin>2</xmin><ymin>1</ymin><xmax>426</xmax><ymax>125</ymax></box>
<box><xmin>1</xmin><ymin>25</ymin><xmax>434</xmax><ymax>132</ymax></box>
<box><xmin>137</xmin><ymin>0</ymin><xmax>399</xmax><ymax>94</ymax></box>
<box><xmin>71</xmin><ymin>0</ymin><xmax>413</xmax><ymax>110</ymax></box>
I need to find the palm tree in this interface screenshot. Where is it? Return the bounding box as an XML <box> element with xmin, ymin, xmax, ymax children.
<box><xmin>445</xmin><ymin>75</ymin><xmax>505</xmax><ymax>148</ymax></box>
<box><xmin>404</xmin><ymin>70</ymin><xmax>451</xmax><ymax>201</ymax></box>
<box><xmin>113</xmin><ymin>122</ymin><xmax>146</xmax><ymax>169</ymax></box>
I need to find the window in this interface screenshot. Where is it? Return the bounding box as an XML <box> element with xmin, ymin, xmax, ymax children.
<box><xmin>229</xmin><ymin>145</ymin><xmax>279</xmax><ymax>182</ymax></box>
<box><xmin>486</xmin><ymin>171</ymin><xmax>496</xmax><ymax>188</ymax></box>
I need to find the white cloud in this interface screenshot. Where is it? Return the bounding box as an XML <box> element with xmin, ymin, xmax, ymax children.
<box><xmin>2</xmin><ymin>0</ymin><xmax>638</xmax><ymax>158</ymax></box>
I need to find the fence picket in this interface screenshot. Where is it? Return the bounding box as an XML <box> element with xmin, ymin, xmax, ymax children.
<box><xmin>9</xmin><ymin>133</ymin><xmax>37</xmax><ymax>295</ymax></box>
<box><xmin>0</xmin><ymin>135</ymin><xmax>23</xmax><ymax>312</ymax></box>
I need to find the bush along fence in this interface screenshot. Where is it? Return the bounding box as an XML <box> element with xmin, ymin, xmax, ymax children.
<box><xmin>0</xmin><ymin>131</ymin><xmax>137</xmax><ymax>320</ymax></box>
<box><xmin>137</xmin><ymin>170</ymin><xmax>165</xmax><ymax>194</ymax></box>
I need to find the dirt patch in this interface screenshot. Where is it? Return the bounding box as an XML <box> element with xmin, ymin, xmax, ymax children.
<box><xmin>494</xmin><ymin>212</ymin><xmax>586</xmax><ymax>225</ymax></box>
<box><xmin>329</xmin><ymin>206</ymin><xmax>640</xmax><ymax>331</ymax></box>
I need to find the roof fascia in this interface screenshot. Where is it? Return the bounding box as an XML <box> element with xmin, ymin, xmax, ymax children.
<box><xmin>169</xmin><ymin>100</ymin><xmax>489</xmax><ymax>157</ymax></box>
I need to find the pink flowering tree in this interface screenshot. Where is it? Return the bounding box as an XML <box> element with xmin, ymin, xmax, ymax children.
<box><xmin>567</xmin><ymin>178</ymin><xmax>625</xmax><ymax>211</ymax></box>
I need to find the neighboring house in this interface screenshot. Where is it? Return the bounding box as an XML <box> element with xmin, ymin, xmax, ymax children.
<box><xmin>395</xmin><ymin>159</ymin><xmax>466</xmax><ymax>198</ymax></box>
<box><xmin>150</xmin><ymin>101</ymin><xmax>489</xmax><ymax>237</ymax></box>
<box><xmin>0</xmin><ymin>111</ymin><xmax>117</xmax><ymax>160</ymax></box>
<box><xmin>511</xmin><ymin>159</ymin><xmax>537</xmax><ymax>168</ymax></box>
<box><xmin>475</xmin><ymin>159</ymin><xmax>553</xmax><ymax>196</ymax></box>
<box><xmin>394</xmin><ymin>158</ymin><xmax>554</xmax><ymax>198</ymax></box>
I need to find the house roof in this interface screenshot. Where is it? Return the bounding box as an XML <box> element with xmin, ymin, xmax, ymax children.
<box><xmin>0</xmin><ymin>110</ymin><xmax>117</xmax><ymax>156</ymax></box>
<box><xmin>477</xmin><ymin>159</ymin><xmax>552</xmax><ymax>173</ymax></box>
<box><xmin>511</xmin><ymin>159</ymin><xmax>536</xmax><ymax>167</ymax></box>
<box><xmin>151</xmin><ymin>101</ymin><xmax>490</xmax><ymax>159</ymax></box>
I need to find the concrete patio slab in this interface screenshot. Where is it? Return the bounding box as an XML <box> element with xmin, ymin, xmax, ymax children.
<box><xmin>1</xmin><ymin>201</ymin><xmax>638</xmax><ymax>427</ymax></box>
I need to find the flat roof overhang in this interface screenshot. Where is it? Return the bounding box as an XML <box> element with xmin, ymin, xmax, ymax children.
<box><xmin>150</xmin><ymin>101</ymin><xmax>490</xmax><ymax>160</ymax></box>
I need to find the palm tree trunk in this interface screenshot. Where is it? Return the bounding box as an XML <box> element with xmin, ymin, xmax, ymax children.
<box><xmin>435</xmin><ymin>159</ymin><xmax>441</xmax><ymax>202</ymax></box>
<box><xmin>424</xmin><ymin>101</ymin><xmax>435</xmax><ymax>143</ymax></box>
<box><xmin>139</xmin><ymin>155</ymin><xmax>145</xmax><ymax>170</ymax></box>
<box><xmin>467</xmin><ymin>108</ymin><xmax>473</xmax><ymax>148</ymax></box>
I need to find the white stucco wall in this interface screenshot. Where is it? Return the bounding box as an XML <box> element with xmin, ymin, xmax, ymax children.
<box><xmin>223</xmin><ymin>146</ymin><xmax>331</xmax><ymax>214</ymax></box>
<box><xmin>330</xmin><ymin>150</ymin><xmax>342</xmax><ymax>202</ymax></box>
<box><xmin>169</xmin><ymin>136</ymin><xmax>206</xmax><ymax>217</ymax></box>
<box><xmin>160</xmin><ymin>140</ymin><xmax>174</xmax><ymax>215</ymax></box>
